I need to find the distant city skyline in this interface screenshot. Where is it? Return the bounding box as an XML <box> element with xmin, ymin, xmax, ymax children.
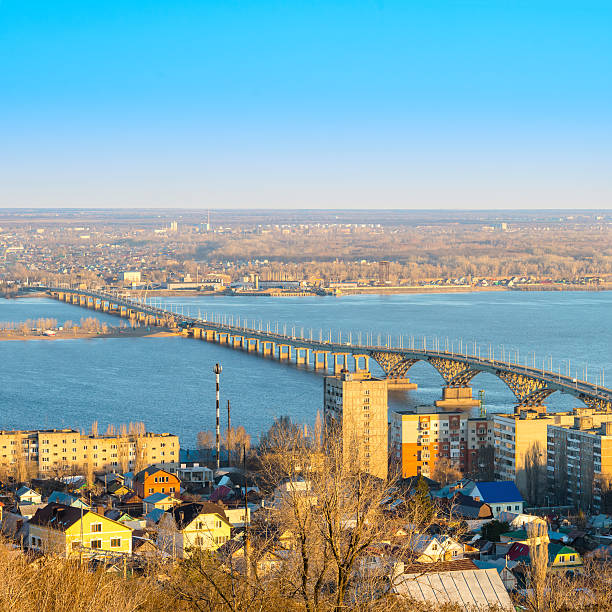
<box><xmin>1</xmin><ymin>1</ymin><xmax>610</xmax><ymax>209</ymax></box>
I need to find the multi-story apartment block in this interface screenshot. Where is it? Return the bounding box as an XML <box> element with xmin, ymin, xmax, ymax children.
<box><xmin>0</xmin><ymin>429</ymin><xmax>179</xmax><ymax>476</ymax></box>
<box><xmin>323</xmin><ymin>371</ymin><xmax>388</xmax><ymax>480</ymax></box>
<box><xmin>493</xmin><ymin>410</ymin><xmax>574</xmax><ymax>497</ymax></box>
<box><xmin>547</xmin><ymin>412</ymin><xmax>612</xmax><ymax>512</ymax></box>
<box><xmin>390</xmin><ymin>407</ymin><xmax>492</xmax><ymax>479</ymax></box>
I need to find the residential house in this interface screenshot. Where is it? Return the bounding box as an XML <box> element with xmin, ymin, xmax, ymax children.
<box><xmin>133</xmin><ymin>467</ymin><xmax>180</xmax><ymax>498</ymax></box>
<box><xmin>410</xmin><ymin>534</ymin><xmax>465</xmax><ymax>563</ymax></box>
<box><xmin>497</xmin><ymin>511</ymin><xmax>542</xmax><ymax>530</ymax></box>
<box><xmin>47</xmin><ymin>491</ymin><xmax>89</xmax><ymax>509</ymax></box>
<box><xmin>465</xmin><ymin>481</ymin><xmax>524</xmax><ymax>517</ymax></box>
<box><xmin>27</xmin><ymin>503</ymin><xmax>132</xmax><ymax>557</ymax></box>
<box><xmin>157</xmin><ymin>501</ymin><xmax>232</xmax><ymax>559</ymax></box>
<box><xmin>473</xmin><ymin>559</ymin><xmax>518</xmax><ymax>591</ymax></box>
<box><xmin>219</xmin><ymin>504</ymin><xmax>251</xmax><ymax>528</ymax></box>
<box><xmin>512</xmin><ymin>542</ymin><xmax>583</xmax><ymax>575</ymax></box>
<box><xmin>143</xmin><ymin>492</ymin><xmax>179</xmax><ymax>514</ymax></box>
<box><xmin>16</xmin><ymin>487</ymin><xmax>42</xmax><ymax>505</ymax></box>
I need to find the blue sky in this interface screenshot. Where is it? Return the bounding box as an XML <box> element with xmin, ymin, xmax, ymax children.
<box><xmin>1</xmin><ymin>0</ymin><xmax>610</xmax><ymax>209</ymax></box>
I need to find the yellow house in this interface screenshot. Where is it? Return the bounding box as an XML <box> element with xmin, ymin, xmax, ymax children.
<box><xmin>157</xmin><ymin>502</ymin><xmax>232</xmax><ymax>559</ymax></box>
<box><xmin>28</xmin><ymin>503</ymin><xmax>132</xmax><ymax>557</ymax></box>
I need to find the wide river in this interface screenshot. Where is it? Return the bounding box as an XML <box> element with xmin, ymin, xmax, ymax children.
<box><xmin>1</xmin><ymin>291</ymin><xmax>610</xmax><ymax>447</ymax></box>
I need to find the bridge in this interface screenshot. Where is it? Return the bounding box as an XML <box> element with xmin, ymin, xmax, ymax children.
<box><xmin>42</xmin><ymin>286</ymin><xmax>612</xmax><ymax>413</ymax></box>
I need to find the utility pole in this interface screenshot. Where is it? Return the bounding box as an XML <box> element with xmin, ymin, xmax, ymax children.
<box><xmin>213</xmin><ymin>363</ymin><xmax>222</xmax><ymax>470</ymax></box>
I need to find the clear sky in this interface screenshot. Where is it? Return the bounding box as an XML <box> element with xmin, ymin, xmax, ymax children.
<box><xmin>1</xmin><ymin>0</ymin><xmax>610</xmax><ymax>209</ymax></box>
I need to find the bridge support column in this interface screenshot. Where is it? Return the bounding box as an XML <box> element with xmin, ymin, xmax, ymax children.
<box><xmin>353</xmin><ymin>354</ymin><xmax>370</xmax><ymax>373</ymax></box>
<box><xmin>232</xmin><ymin>336</ymin><xmax>243</xmax><ymax>348</ymax></box>
<box><xmin>262</xmin><ymin>341</ymin><xmax>274</xmax><ymax>356</ymax></box>
<box><xmin>296</xmin><ymin>348</ymin><xmax>309</xmax><ymax>365</ymax></box>
<box><xmin>332</xmin><ymin>353</ymin><xmax>349</xmax><ymax>375</ymax></box>
<box><xmin>246</xmin><ymin>338</ymin><xmax>257</xmax><ymax>352</ymax></box>
<box><xmin>312</xmin><ymin>351</ymin><xmax>327</xmax><ymax>370</ymax></box>
<box><xmin>193</xmin><ymin>328</ymin><xmax>203</xmax><ymax>339</ymax></box>
<box><xmin>435</xmin><ymin>387</ymin><xmax>480</xmax><ymax>409</ymax></box>
<box><xmin>278</xmin><ymin>344</ymin><xmax>292</xmax><ymax>361</ymax></box>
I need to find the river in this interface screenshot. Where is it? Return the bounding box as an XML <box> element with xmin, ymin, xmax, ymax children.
<box><xmin>0</xmin><ymin>291</ymin><xmax>610</xmax><ymax>447</ymax></box>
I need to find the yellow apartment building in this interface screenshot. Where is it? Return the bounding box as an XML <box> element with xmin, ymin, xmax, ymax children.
<box><xmin>0</xmin><ymin>428</ymin><xmax>179</xmax><ymax>476</ymax></box>
<box><xmin>323</xmin><ymin>371</ymin><xmax>388</xmax><ymax>480</ymax></box>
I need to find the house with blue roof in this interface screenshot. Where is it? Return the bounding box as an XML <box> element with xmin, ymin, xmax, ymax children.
<box><xmin>465</xmin><ymin>482</ymin><xmax>524</xmax><ymax>518</ymax></box>
<box><xmin>47</xmin><ymin>491</ymin><xmax>89</xmax><ymax>509</ymax></box>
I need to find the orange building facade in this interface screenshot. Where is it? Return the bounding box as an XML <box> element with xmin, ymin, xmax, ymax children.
<box><xmin>134</xmin><ymin>467</ymin><xmax>181</xmax><ymax>498</ymax></box>
<box><xmin>390</xmin><ymin>408</ymin><xmax>492</xmax><ymax>479</ymax></box>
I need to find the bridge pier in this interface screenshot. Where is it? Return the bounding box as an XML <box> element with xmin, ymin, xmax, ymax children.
<box><xmin>353</xmin><ymin>354</ymin><xmax>370</xmax><ymax>373</ymax></box>
<box><xmin>295</xmin><ymin>347</ymin><xmax>310</xmax><ymax>365</ymax></box>
<box><xmin>278</xmin><ymin>344</ymin><xmax>292</xmax><ymax>361</ymax></box>
<box><xmin>435</xmin><ymin>386</ymin><xmax>480</xmax><ymax>409</ymax></box>
<box><xmin>386</xmin><ymin>377</ymin><xmax>418</xmax><ymax>390</ymax></box>
<box><xmin>312</xmin><ymin>351</ymin><xmax>328</xmax><ymax>370</ymax></box>
<box><xmin>332</xmin><ymin>353</ymin><xmax>349</xmax><ymax>375</ymax></box>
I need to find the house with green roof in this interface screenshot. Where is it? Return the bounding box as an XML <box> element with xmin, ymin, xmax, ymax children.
<box><xmin>512</xmin><ymin>542</ymin><xmax>583</xmax><ymax>575</ymax></box>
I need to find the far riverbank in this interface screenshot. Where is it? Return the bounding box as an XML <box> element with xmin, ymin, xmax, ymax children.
<box><xmin>0</xmin><ymin>327</ymin><xmax>177</xmax><ymax>342</ymax></box>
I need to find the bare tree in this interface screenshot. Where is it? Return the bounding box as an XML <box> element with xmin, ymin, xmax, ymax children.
<box><xmin>431</xmin><ymin>457</ymin><xmax>462</xmax><ymax>486</ymax></box>
<box><xmin>524</xmin><ymin>441</ymin><xmax>545</xmax><ymax>506</ymax></box>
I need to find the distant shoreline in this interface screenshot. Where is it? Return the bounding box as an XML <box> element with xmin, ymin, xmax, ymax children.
<box><xmin>0</xmin><ymin>327</ymin><xmax>177</xmax><ymax>342</ymax></box>
<box><xmin>6</xmin><ymin>283</ymin><xmax>611</xmax><ymax>302</ymax></box>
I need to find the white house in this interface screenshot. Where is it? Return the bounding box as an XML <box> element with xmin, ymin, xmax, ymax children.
<box><xmin>16</xmin><ymin>487</ymin><xmax>42</xmax><ymax>505</ymax></box>
<box><xmin>465</xmin><ymin>482</ymin><xmax>524</xmax><ymax>518</ymax></box>
<box><xmin>410</xmin><ymin>534</ymin><xmax>465</xmax><ymax>563</ymax></box>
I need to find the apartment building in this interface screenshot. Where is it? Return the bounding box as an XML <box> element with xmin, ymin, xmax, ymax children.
<box><xmin>323</xmin><ymin>371</ymin><xmax>388</xmax><ymax>480</ymax></box>
<box><xmin>0</xmin><ymin>429</ymin><xmax>179</xmax><ymax>476</ymax></box>
<box><xmin>547</xmin><ymin>412</ymin><xmax>612</xmax><ymax>512</ymax></box>
<box><xmin>390</xmin><ymin>407</ymin><xmax>492</xmax><ymax>479</ymax></box>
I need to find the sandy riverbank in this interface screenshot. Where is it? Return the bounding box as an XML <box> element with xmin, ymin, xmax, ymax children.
<box><xmin>0</xmin><ymin>327</ymin><xmax>178</xmax><ymax>342</ymax></box>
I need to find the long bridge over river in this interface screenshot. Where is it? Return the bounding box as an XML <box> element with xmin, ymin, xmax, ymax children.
<box><xmin>42</xmin><ymin>286</ymin><xmax>612</xmax><ymax>413</ymax></box>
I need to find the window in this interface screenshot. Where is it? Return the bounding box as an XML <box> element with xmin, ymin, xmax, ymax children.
<box><xmin>110</xmin><ymin>538</ymin><xmax>121</xmax><ymax>547</ymax></box>
<box><xmin>569</xmin><ymin>555</ymin><xmax>575</xmax><ymax>562</ymax></box>
<box><xmin>515</xmin><ymin>505</ymin><xmax>520</xmax><ymax>511</ymax></box>
<box><xmin>91</xmin><ymin>523</ymin><xmax>102</xmax><ymax>533</ymax></box>
<box><xmin>91</xmin><ymin>540</ymin><xmax>102</xmax><ymax>549</ymax></box>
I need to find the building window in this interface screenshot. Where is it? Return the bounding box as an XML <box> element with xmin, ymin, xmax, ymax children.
<box><xmin>110</xmin><ymin>538</ymin><xmax>121</xmax><ymax>547</ymax></box>
<box><xmin>91</xmin><ymin>540</ymin><xmax>102</xmax><ymax>549</ymax></box>
<box><xmin>91</xmin><ymin>523</ymin><xmax>102</xmax><ymax>533</ymax></box>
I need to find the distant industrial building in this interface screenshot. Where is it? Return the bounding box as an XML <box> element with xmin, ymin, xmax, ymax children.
<box><xmin>119</xmin><ymin>270</ymin><xmax>141</xmax><ymax>283</ymax></box>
